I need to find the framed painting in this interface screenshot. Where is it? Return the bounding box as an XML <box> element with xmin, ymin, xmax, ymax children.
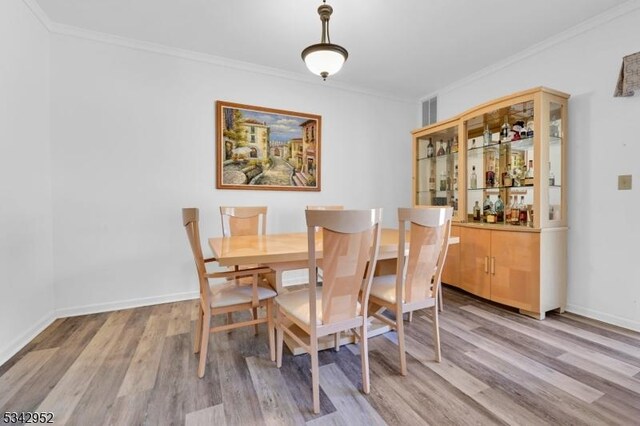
<box><xmin>216</xmin><ymin>101</ymin><xmax>321</xmax><ymax>191</ymax></box>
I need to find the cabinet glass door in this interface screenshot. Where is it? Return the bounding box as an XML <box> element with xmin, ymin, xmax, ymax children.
<box><xmin>415</xmin><ymin>126</ymin><xmax>459</xmax><ymax>216</ymax></box>
<box><xmin>548</xmin><ymin>101</ymin><xmax>563</xmax><ymax>222</ymax></box>
<box><xmin>466</xmin><ymin>100</ymin><xmax>535</xmax><ymax>226</ymax></box>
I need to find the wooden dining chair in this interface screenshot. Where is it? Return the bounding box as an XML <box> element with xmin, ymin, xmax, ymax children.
<box><xmin>369</xmin><ymin>206</ymin><xmax>452</xmax><ymax>375</ymax></box>
<box><xmin>275</xmin><ymin>209</ymin><xmax>382</xmax><ymax>414</ymax></box>
<box><xmin>183</xmin><ymin>208</ymin><xmax>277</xmax><ymax>377</ymax></box>
<box><xmin>219</xmin><ymin>206</ymin><xmax>270</xmax><ymax>331</ymax></box>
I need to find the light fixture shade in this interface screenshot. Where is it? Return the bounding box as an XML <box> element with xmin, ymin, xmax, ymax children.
<box><xmin>302</xmin><ymin>43</ymin><xmax>348</xmax><ymax>79</ymax></box>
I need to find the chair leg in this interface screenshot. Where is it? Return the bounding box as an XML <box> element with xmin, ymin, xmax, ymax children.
<box><xmin>253</xmin><ymin>307</ymin><xmax>259</xmax><ymax>335</ymax></box>
<box><xmin>360</xmin><ymin>322</ymin><xmax>370</xmax><ymax>394</ymax></box>
<box><xmin>266</xmin><ymin>300</ymin><xmax>275</xmax><ymax>362</ymax></box>
<box><xmin>397</xmin><ymin>308</ymin><xmax>407</xmax><ymax>376</ymax></box>
<box><xmin>334</xmin><ymin>332</ymin><xmax>340</xmax><ymax>352</ymax></box>
<box><xmin>194</xmin><ymin>304</ymin><xmax>204</xmax><ymax>354</ymax></box>
<box><xmin>438</xmin><ymin>284</ymin><xmax>444</xmax><ymax>312</ymax></box>
<box><xmin>226</xmin><ymin>312</ymin><xmax>233</xmax><ymax>333</ymax></box>
<box><xmin>311</xmin><ymin>339</ymin><xmax>320</xmax><ymax>414</ymax></box>
<box><xmin>198</xmin><ymin>314</ymin><xmax>211</xmax><ymax>378</ymax></box>
<box><xmin>276</xmin><ymin>306</ymin><xmax>283</xmax><ymax>368</ymax></box>
<box><xmin>408</xmin><ymin>311</ymin><xmax>413</xmax><ymax>322</ymax></box>
<box><xmin>432</xmin><ymin>305</ymin><xmax>441</xmax><ymax>362</ymax></box>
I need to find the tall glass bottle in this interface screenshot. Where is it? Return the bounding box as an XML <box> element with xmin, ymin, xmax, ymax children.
<box><xmin>427</xmin><ymin>139</ymin><xmax>434</xmax><ymax>158</ymax></box>
<box><xmin>453</xmin><ymin>165</ymin><xmax>458</xmax><ymax>191</ymax></box>
<box><xmin>483</xmin><ymin>124</ymin><xmax>492</xmax><ymax>146</ymax></box>
<box><xmin>473</xmin><ymin>201</ymin><xmax>481</xmax><ymax>222</ymax></box>
<box><xmin>500</xmin><ymin>116</ymin><xmax>511</xmax><ymax>142</ymax></box>
<box><xmin>510</xmin><ymin>196</ymin><xmax>519</xmax><ymax>224</ymax></box>
<box><xmin>437</xmin><ymin>140</ymin><xmax>445</xmax><ymax>156</ymax></box>
<box><xmin>518</xmin><ymin>196</ymin><xmax>528</xmax><ymax>226</ymax></box>
<box><xmin>503</xmin><ymin>163</ymin><xmax>513</xmax><ymax>187</ymax></box>
<box><xmin>525</xmin><ymin>160</ymin><xmax>534</xmax><ymax>186</ymax></box>
<box><xmin>439</xmin><ymin>170</ymin><xmax>447</xmax><ymax>191</ymax></box>
<box><xmin>483</xmin><ymin>195</ymin><xmax>493</xmax><ymax>222</ymax></box>
<box><xmin>470</xmin><ymin>166</ymin><xmax>477</xmax><ymax>189</ymax></box>
<box><xmin>486</xmin><ymin>165</ymin><xmax>495</xmax><ymax>188</ymax></box>
<box><xmin>495</xmin><ymin>195</ymin><xmax>504</xmax><ymax>223</ymax></box>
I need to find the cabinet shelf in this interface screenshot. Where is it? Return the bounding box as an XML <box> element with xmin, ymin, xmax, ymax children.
<box><xmin>467</xmin><ymin>185</ymin><xmax>533</xmax><ymax>191</ymax></box>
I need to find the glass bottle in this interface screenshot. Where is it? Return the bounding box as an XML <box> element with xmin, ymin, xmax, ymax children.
<box><xmin>526</xmin><ymin>120</ymin><xmax>534</xmax><ymax>138</ymax></box>
<box><xmin>495</xmin><ymin>194</ymin><xmax>504</xmax><ymax>223</ymax></box>
<box><xmin>510</xmin><ymin>196</ymin><xmax>519</xmax><ymax>224</ymax></box>
<box><xmin>500</xmin><ymin>116</ymin><xmax>511</xmax><ymax>143</ymax></box>
<box><xmin>548</xmin><ymin>162</ymin><xmax>555</xmax><ymax>186</ymax></box>
<box><xmin>439</xmin><ymin>170</ymin><xmax>447</xmax><ymax>191</ymax></box>
<box><xmin>486</xmin><ymin>165</ymin><xmax>495</xmax><ymax>188</ymax></box>
<box><xmin>483</xmin><ymin>195</ymin><xmax>493</xmax><ymax>222</ymax></box>
<box><xmin>429</xmin><ymin>174</ymin><xmax>435</xmax><ymax>191</ymax></box>
<box><xmin>437</xmin><ymin>140</ymin><xmax>445</xmax><ymax>156</ymax></box>
<box><xmin>518</xmin><ymin>196</ymin><xmax>528</xmax><ymax>226</ymax></box>
<box><xmin>453</xmin><ymin>165</ymin><xmax>458</xmax><ymax>191</ymax></box>
<box><xmin>470</xmin><ymin>166</ymin><xmax>477</xmax><ymax>189</ymax></box>
<box><xmin>483</xmin><ymin>124</ymin><xmax>492</xmax><ymax>146</ymax></box>
<box><xmin>446</xmin><ymin>139</ymin><xmax>451</xmax><ymax>155</ymax></box>
<box><xmin>452</xmin><ymin>136</ymin><xmax>458</xmax><ymax>153</ymax></box>
<box><xmin>503</xmin><ymin>163</ymin><xmax>513</xmax><ymax>187</ymax></box>
<box><xmin>525</xmin><ymin>160</ymin><xmax>534</xmax><ymax>186</ymax></box>
<box><xmin>427</xmin><ymin>139</ymin><xmax>434</xmax><ymax>158</ymax></box>
<box><xmin>473</xmin><ymin>201</ymin><xmax>481</xmax><ymax>221</ymax></box>
<box><xmin>504</xmin><ymin>195</ymin><xmax>512</xmax><ymax>223</ymax></box>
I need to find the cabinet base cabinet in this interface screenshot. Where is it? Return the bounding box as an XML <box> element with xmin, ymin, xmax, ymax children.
<box><xmin>443</xmin><ymin>224</ymin><xmax>567</xmax><ymax>320</ymax></box>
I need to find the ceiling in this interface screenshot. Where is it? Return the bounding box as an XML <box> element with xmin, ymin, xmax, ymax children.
<box><xmin>35</xmin><ymin>0</ymin><xmax>629</xmax><ymax>100</ymax></box>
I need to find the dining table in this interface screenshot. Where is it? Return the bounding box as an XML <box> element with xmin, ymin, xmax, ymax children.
<box><xmin>208</xmin><ymin>228</ymin><xmax>459</xmax><ymax>354</ymax></box>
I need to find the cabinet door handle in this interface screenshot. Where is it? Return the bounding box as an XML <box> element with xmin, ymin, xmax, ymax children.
<box><xmin>491</xmin><ymin>257</ymin><xmax>496</xmax><ymax>275</ymax></box>
<box><xmin>484</xmin><ymin>256</ymin><xmax>489</xmax><ymax>273</ymax></box>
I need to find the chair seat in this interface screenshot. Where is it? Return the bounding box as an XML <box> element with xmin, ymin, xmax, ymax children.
<box><xmin>370</xmin><ymin>274</ymin><xmax>401</xmax><ymax>304</ymax></box>
<box><xmin>275</xmin><ymin>288</ymin><xmax>361</xmax><ymax>326</ymax></box>
<box><xmin>210</xmin><ymin>284</ymin><xmax>277</xmax><ymax>308</ymax></box>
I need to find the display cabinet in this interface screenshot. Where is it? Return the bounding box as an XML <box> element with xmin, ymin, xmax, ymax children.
<box><xmin>413</xmin><ymin>87</ymin><xmax>569</xmax><ymax>319</ymax></box>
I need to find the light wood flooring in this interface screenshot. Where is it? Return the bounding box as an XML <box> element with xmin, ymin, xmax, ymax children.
<box><xmin>1</xmin><ymin>287</ymin><xmax>640</xmax><ymax>425</ymax></box>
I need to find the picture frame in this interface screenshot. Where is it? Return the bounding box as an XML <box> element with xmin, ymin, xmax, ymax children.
<box><xmin>216</xmin><ymin>101</ymin><xmax>321</xmax><ymax>191</ymax></box>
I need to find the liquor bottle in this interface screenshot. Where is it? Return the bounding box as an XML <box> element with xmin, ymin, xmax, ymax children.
<box><xmin>439</xmin><ymin>170</ymin><xmax>447</xmax><ymax>191</ymax></box>
<box><xmin>548</xmin><ymin>162</ymin><xmax>555</xmax><ymax>186</ymax></box>
<box><xmin>526</xmin><ymin>120</ymin><xmax>534</xmax><ymax>138</ymax></box>
<box><xmin>525</xmin><ymin>160</ymin><xmax>534</xmax><ymax>186</ymax></box>
<box><xmin>510</xmin><ymin>196</ymin><xmax>519</xmax><ymax>224</ymax></box>
<box><xmin>446</xmin><ymin>173</ymin><xmax>452</xmax><ymax>191</ymax></box>
<box><xmin>446</xmin><ymin>139</ymin><xmax>451</xmax><ymax>155</ymax></box>
<box><xmin>518</xmin><ymin>196</ymin><xmax>528</xmax><ymax>226</ymax></box>
<box><xmin>427</xmin><ymin>139</ymin><xmax>434</xmax><ymax>158</ymax></box>
<box><xmin>453</xmin><ymin>165</ymin><xmax>458</xmax><ymax>191</ymax></box>
<box><xmin>500</xmin><ymin>116</ymin><xmax>511</xmax><ymax>143</ymax></box>
<box><xmin>483</xmin><ymin>124</ymin><xmax>492</xmax><ymax>146</ymax></box>
<box><xmin>495</xmin><ymin>195</ymin><xmax>504</xmax><ymax>222</ymax></box>
<box><xmin>429</xmin><ymin>174</ymin><xmax>435</xmax><ymax>191</ymax></box>
<box><xmin>452</xmin><ymin>136</ymin><xmax>458</xmax><ymax>153</ymax></box>
<box><xmin>483</xmin><ymin>195</ymin><xmax>493</xmax><ymax>222</ymax></box>
<box><xmin>437</xmin><ymin>140</ymin><xmax>445</xmax><ymax>156</ymax></box>
<box><xmin>504</xmin><ymin>195</ymin><xmax>512</xmax><ymax>223</ymax></box>
<box><xmin>503</xmin><ymin>163</ymin><xmax>513</xmax><ymax>187</ymax></box>
<box><xmin>470</xmin><ymin>166</ymin><xmax>477</xmax><ymax>189</ymax></box>
<box><xmin>486</xmin><ymin>165</ymin><xmax>495</xmax><ymax>188</ymax></box>
<box><xmin>473</xmin><ymin>201</ymin><xmax>481</xmax><ymax>221</ymax></box>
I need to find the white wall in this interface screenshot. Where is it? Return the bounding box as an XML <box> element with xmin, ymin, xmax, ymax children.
<box><xmin>431</xmin><ymin>7</ymin><xmax>640</xmax><ymax>330</ymax></box>
<box><xmin>0</xmin><ymin>0</ymin><xmax>54</xmax><ymax>363</ymax></box>
<box><xmin>50</xmin><ymin>35</ymin><xmax>415</xmax><ymax>314</ymax></box>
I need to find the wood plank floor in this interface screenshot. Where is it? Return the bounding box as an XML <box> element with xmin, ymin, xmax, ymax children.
<box><xmin>1</xmin><ymin>286</ymin><xmax>639</xmax><ymax>425</ymax></box>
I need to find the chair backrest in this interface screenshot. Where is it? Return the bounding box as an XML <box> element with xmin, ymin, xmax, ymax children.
<box><xmin>306</xmin><ymin>205</ymin><xmax>344</xmax><ymax>210</ymax></box>
<box><xmin>306</xmin><ymin>209</ymin><xmax>382</xmax><ymax>325</ymax></box>
<box><xmin>183</xmin><ymin>208</ymin><xmax>210</xmax><ymax>306</ymax></box>
<box><xmin>397</xmin><ymin>207</ymin><xmax>453</xmax><ymax>304</ymax></box>
<box><xmin>220</xmin><ymin>206</ymin><xmax>267</xmax><ymax>237</ymax></box>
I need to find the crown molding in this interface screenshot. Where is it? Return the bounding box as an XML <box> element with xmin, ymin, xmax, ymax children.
<box><xmin>21</xmin><ymin>0</ymin><xmax>53</xmax><ymax>30</ymax></box>
<box><xmin>20</xmin><ymin>0</ymin><xmax>412</xmax><ymax>104</ymax></box>
<box><xmin>419</xmin><ymin>0</ymin><xmax>640</xmax><ymax>102</ymax></box>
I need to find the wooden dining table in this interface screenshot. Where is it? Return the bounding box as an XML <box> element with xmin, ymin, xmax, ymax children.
<box><xmin>208</xmin><ymin>228</ymin><xmax>459</xmax><ymax>354</ymax></box>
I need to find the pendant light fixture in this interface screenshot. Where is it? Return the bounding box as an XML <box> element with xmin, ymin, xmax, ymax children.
<box><xmin>301</xmin><ymin>0</ymin><xmax>348</xmax><ymax>81</ymax></box>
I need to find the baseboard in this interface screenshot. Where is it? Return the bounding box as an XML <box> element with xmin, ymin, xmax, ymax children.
<box><xmin>565</xmin><ymin>304</ymin><xmax>640</xmax><ymax>332</ymax></box>
<box><xmin>0</xmin><ymin>312</ymin><xmax>56</xmax><ymax>367</ymax></box>
<box><xmin>55</xmin><ymin>290</ymin><xmax>199</xmax><ymax>318</ymax></box>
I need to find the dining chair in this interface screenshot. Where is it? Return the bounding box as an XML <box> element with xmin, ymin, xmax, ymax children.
<box><xmin>183</xmin><ymin>208</ymin><xmax>277</xmax><ymax>377</ymax></box>
<box><xmin>275</xmin><ymin>208</ymin><xmax>382</xmax><ymax>414</ymax></box>
<box><xmin>368</xmin><ymin>206</ymin><xmax>452</xmax><ymax>375</ymax></box>
<box><xmin>219</xmin><ymin>206</ymin><xmax>270</xmax><ymax>331</ymax></box>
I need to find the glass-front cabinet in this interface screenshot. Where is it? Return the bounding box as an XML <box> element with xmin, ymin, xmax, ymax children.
<box><xmin>414</xmin><ymin>118</ymin><xmax>462</xmax><ymax>220</ymax></box>
<box><xmin>412</xmin><ymin>87</ymin><xmax>569</xmax><ymax>320</ymax></box>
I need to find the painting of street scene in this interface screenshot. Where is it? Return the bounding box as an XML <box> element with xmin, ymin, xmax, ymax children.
<box><xmin>216</xmin><ymin>101</ymin><xmax>321</xmax><ymax>191</ymax></box>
